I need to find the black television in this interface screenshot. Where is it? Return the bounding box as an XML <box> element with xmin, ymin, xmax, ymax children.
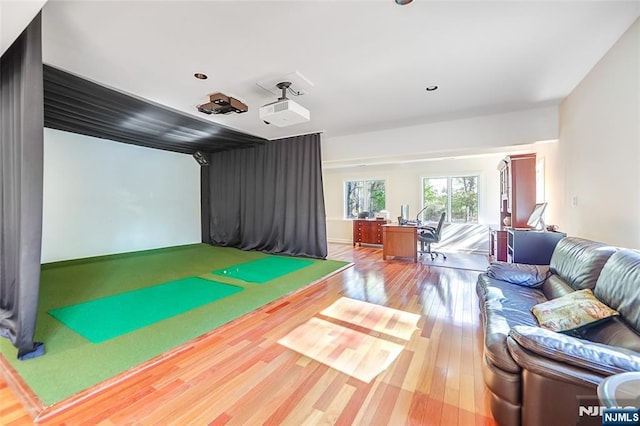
<box><xmin>526</xmin><ymin>202</ymin><xmax>547</xmax><ymax>230</ymax></box>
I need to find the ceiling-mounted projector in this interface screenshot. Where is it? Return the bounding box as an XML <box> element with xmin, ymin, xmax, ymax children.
<box><xmin>259</xmin><ymin>82</ymin><xmax>310</xmax><ymax>127</ymax></box>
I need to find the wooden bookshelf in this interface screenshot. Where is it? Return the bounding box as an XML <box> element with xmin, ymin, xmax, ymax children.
<box><xmin>498</xmin><ymin>153</ymin><xmax>536</xmax><ymax>230</ymax></box>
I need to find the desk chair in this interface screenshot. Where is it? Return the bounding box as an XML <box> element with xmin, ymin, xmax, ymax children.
<box><xmin>418</xmin><ymin>212</ymin><xmax>447</xmax><ymax>261</ymax></box>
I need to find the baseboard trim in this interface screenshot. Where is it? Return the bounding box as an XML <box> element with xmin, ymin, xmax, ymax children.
<box><xmin>328</xmin><ymin>238</ymin><xmax>352</xmax><ymax>244</ymax></box>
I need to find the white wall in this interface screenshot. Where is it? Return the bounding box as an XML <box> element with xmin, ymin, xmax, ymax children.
<box><xmin>556</xmin><ymin>18</ymin><xmax>639</xmax><ymax>248</ymax></box>
<box><xmin>42</xmin><ymin>128</ymin><xmax>202</xmax><ymax>262</ymax></box>
<box><xmin>528</xmin><ymin>140</ymin><xmax>562</xmax><ymax>229</ymax></box>
<box><xmin>322</xmin><ymin>106</ymin><xmax>558</xmax><ymax>168</ymax></box>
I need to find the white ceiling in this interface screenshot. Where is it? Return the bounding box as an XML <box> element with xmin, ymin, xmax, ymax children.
<box><xmin>0</xmin><ymin>0</ymin><xmax>48</xmax><ymax>55</ymax></box>
<box><xmin>39</xmin><ymin>0</ymin><xmax>639</xmax><ymax>141</ymax></box>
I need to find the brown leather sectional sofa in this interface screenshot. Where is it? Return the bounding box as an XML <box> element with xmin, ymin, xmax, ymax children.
<box><xmin>476</xmin><ymin>237</ymin><xmax>640</xmax><ymax>426</ymax></box>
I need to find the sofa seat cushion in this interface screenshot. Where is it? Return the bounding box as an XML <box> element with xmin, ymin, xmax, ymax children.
<box><xmin>478</xmin><ymin>274</ymin><xmax>548</xmax><ymax>307</ymax></box>
<box><xmin>581</xmin><ymin>316</ymin><xmax>640</xmax><ymax>353</ymax></box>
<box><xmin>478</xmin><ymin>275</ymin><xmax>547</xmax><ymax>373</ymax></box>
<box><xmin>531</xmin><ymin>289</ymin><xmax>619</xmax><ymax>335</ymax></box>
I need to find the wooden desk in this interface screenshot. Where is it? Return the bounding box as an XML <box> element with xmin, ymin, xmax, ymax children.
<box><xmin>382</xmin><ymin>225</ymin><xmax>417</xmax><ymax>262</ymax></box>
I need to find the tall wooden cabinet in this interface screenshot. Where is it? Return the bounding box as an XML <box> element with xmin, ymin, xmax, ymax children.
<box><xmin>493</xmin><ymin>153</ymin><xmax>537</xmax><ymax>262</ymax></box>
<box><xmin>498</xmin><ymin>153</ymin><xmax>537</xmax><ymax>230</ymax></box>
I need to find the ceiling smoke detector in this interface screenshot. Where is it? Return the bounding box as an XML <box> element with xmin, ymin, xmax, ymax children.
<box><xmin>259</xmin><ymin>82</ymin><xmax>310</xmax><ymax>127</ymax></box>
<box><xmin>197</xmin><ymin>92</ymin><xmax>248</xmax><ymax>115</ymax></box>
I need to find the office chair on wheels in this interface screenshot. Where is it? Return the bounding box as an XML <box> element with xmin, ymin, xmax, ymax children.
<box><xmin>418</xmin><ymin>212</ymin><xmax>447</xmax><ymax>261</ymax></box>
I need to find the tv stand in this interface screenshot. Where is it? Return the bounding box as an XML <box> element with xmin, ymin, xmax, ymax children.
<box><xmin>507</xmin><ymin>229</ymin><xmax>566</xmax><ymax>265</ymax></box>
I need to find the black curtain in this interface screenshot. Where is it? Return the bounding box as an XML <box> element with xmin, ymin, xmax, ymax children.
<box><xmin>0</xmin><ymin>13</ymin><xmax>45</xmax><ymax>359</ymax></box>
<box><xmin>202</xmin><ymin>133</ymin><xmax>328</xmax><ymax>259</ymax></box>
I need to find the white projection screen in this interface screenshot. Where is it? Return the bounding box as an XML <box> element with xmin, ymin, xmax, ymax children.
<box><xmin>42</xmin><ymin>128</ymin><xmax>201</xmax><ymax>263</ymax></box>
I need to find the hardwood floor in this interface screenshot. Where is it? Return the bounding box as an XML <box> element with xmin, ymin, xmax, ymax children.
<box><xmin>0</xmin><ymin>243</ymin><xmax>496</xmax><ymax>425</ymax></box>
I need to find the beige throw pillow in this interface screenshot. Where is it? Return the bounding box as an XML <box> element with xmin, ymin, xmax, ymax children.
<box><xmin>531</xmin><ymin>289</ymin><xmax>619</xmax><ymax>334</ymax></box>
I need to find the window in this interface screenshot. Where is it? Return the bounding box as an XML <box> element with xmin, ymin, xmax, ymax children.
<box><xmin>345</xmin><ymin>180</ymin><xmax>386</xmax><ymax>219</ymax></box>
<box><xmin>421</xmin><ymin>176</ymin><xmax>478</xmax><ymax>223</ymax></box>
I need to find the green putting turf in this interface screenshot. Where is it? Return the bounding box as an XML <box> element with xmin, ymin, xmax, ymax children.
<box><xmin>48</xmin><ymin>277</ymin><xmax>242</xmax><ymax>343</ymax></box>
<box><xmin>0</xmin><ymin>244</ymin><xmax>350</xmax><ymax>406</ymax></box>
<box><xmin>212</xmin><ymin>256</ymin><xmax>315</xmax><ymax>283</ymax></box>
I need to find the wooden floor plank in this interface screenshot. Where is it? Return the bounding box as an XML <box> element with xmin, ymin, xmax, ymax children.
<box><xmin>262</xmin><ymin>363</ymin><xmax>333</xmax><ymax>426</ymax></box>
<box><xmin>0</xmin><ymin>243</ymin><xmax>496</xmax><ymax>425</ymax></box>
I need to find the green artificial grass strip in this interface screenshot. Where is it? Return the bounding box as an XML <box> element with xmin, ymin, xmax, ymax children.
<box><xmin>0</xmin><ymin>244</ymin><xmax>349</xmax><ymax>406</ymax></box>
<box><xmin>48</xmin><ymin>277</ymin><xmax>242</xmax><ymax>343</ymax></box>
<box><xmin>212</xmin><ymin>256</ymin><xmax>315</xmax><ymax>283</ymax></box>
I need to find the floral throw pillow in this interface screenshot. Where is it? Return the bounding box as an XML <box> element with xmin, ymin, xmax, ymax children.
<box><xmin>531</xmin><ymin>289</ymin><xmax>619</xmax><ymax>335</ymax></box>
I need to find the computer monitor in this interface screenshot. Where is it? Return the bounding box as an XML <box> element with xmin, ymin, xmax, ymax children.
<box><xmin>400</xmin><ymin>204</ymin><xmax>409</xmax><ymax>222</ymax></box>
<box><xmin>527</xmin><ymin>202</ymin><xmax>547</xmax><ymax>230</ymax></box>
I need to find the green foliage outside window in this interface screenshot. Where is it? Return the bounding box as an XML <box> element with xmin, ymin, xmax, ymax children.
<box><xmin>421</xmin><ymin>177</ymin><xmax>447</xmax><ymax>222</ymax></box>
<box><xmin>451</xmin><ymin>177</ymin><xmax>478</xmax><ymax>222</ymax></box>
<box><xmin>369</xmin><ymin>181</ymin><xmax>385</xmax><ymax>213</ymax></box>
<box><xmin>422</xmin><ymin>176</ymin><xmax>478</xmax><ymax>223</ymax></box>
<box><xmin>345</xmin><ymin>180</ymin><xmax>386</xmax><ymax>219</ymax></box>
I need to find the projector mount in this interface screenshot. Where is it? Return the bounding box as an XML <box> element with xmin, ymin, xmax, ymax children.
<box><xmin>275</xmin><ymin>81</ymin><xmax>306</xmax><ymax>100</ymax></box>
<box><xmin>276</xmin><ymin>81</ymin><xmax>292</xmax><ymax>100</ymax></box>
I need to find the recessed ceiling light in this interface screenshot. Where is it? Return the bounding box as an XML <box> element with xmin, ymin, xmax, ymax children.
<box><xmin>395</xmin><ymin>0</ymin><xmax>413</xmax><ymax>4</ymax></box>
<box><xmin>194</xmin><ymin>73</ymin><xmax>208</xmax><ymax>80</ymax></box>
<box><xmin>425</xmin><ymin>85</ymin><xmax>439</xmax><ymax>91</ymax></box>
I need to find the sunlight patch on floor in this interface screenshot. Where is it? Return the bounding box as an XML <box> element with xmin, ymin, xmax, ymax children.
<box><xmin>278</xmin><ymin>297</ymin><xmax>420</xmax><ymax>382</ymax></box>
<box><xmin>320</xmin><ymin>297</ymin><xmax>420</xmax><ymax>341</ymax></box>
<box><xmin>278</xmin><ymin>317</ymin><xmax>404</xmax><ymax>383</ymax></box>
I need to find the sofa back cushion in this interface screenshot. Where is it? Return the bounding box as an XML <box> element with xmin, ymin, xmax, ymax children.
<box><xmin>594</xmin><ymin>249</ymin><xmax>640</xmax><ymax>332</ymax></box>
<box><xmin>541</xmin><ymin>275</ymin><xmax>575</xmax><ymax>300</ymax></box>
<box><xmin>549</xmin><ymin>237</ymin><xmax>617</xmax><ymax>291</ymax></box>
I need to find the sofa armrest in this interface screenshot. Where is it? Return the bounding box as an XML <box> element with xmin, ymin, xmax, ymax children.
<box><xmin>486</xmin><ymin>262</ymin><xmax>550</xmax><ymax>287</ymax></box>
<box><xmin>508</xmin><ymin>325</ymin><xmax>640</xmax><ymax>376</ymax></box>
